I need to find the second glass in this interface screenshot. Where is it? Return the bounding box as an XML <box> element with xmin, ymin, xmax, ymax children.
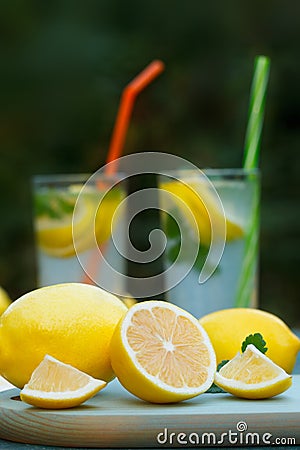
<box><xmin>159</xmin><ymin>168</ymin><xmax>260</xmax><ymax>318</ymax></box>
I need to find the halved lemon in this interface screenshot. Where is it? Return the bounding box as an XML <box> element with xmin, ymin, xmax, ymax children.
<box><xmin>110</xmin><ymin>300</ymin><xmax>216</xmax><ymax>403</ymax></box>
<box><xmin>214</xmin><ymin>344</ymin><xmax>292</xmax><ymax>399</ymax></box>
<box><xmin>20</xmin><ymin>355</ymin><xmax>106</xmax><ymax>409</ymax></box>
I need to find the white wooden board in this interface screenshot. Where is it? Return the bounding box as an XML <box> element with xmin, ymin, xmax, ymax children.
<box><xmin>0</xmin><ymin>376</ymin><xmax>299</xmax><ymax>447</ymax></box>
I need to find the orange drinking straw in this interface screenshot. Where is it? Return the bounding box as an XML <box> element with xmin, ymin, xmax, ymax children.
<box><xmin>105</xmin><ymin>59</ymin><xmax>165</xmax><ymax>172</ymax></box>
<box><xmin>82</xmin><ymin>60</ymin><xmax>165</xmax><ymax>284</ymax></box>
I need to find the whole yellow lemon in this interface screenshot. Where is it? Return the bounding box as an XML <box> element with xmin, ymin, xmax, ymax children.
<box><xmin>0</xmin><ymin>287</ymin><xmax>11</xmax><ymax>315</ymax></box>
<box><xmin>199</xmin><ymin>308</ymin><xmax>300</xmax><ymax>374</ymax></box>
<box><xmin>0</xmin><ymin>283</ymin><xmax>127</xmax><ymax>388</ymax></box>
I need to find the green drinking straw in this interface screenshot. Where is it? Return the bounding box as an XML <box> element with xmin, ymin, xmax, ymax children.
<box><xmin>243</xmin><ymin>56</ymin><xmax>271</xmax><ymax>169</ymax></box>
<box><xmin>235</xmin><ymin>55</ymin><xmax>270</xmax><ymax>307</ymax></box>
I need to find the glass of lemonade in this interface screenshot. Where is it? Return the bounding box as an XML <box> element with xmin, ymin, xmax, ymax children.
<box><xmin>159</xmin><ymin>168</ymin><xmax>260</xmax><ymax>318</ymax></box>
<box><xmin>33</xmin><ymin>173</ymin><xmax>127</xmax><ymax>294</ymax></box>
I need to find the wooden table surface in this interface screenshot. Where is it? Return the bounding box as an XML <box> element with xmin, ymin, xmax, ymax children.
<box><xmin>0</xmin><ymin>332</ymin><xmax>300</xmax><ymax>450</ymax></box>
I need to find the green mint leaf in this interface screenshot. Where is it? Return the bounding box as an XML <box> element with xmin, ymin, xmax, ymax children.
<box><xmin>217</xmin><ymin>359</ymin><xmax>230</xmax><ymax>371</ymax></box>
<box><xmin>241</xmin><ymin>333</ymin><xmax>268</xmax><ymax>354</ymax></box>
<box><xmin>34</xmin><ymin>189</ymin><xmax>75</xmax><ymax>219</ymax></box>
<box><xmin>206</xmin><ymin>383</ymin><xmax>225</xmax><ymax>394</ymax></box>
<box><xmin>206</xmin><ymin>360</ymin><xmax>229</xmax><ymax>394</ymax></box>
<box><xmin>164</xmin><ymin>214</ymin><xmax>180</xmax><ymax>239</ymax></box>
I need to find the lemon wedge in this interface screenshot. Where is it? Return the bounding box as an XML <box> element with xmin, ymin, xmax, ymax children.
<box><xmin>20</xmin><ymin>355</ymin><xmax>106</xmax><ymax>409</ymax></box>
<box><xmin>214</xmin><ymin>344</ymin><xmax>292</xmax><ymax>399</ymax></box>
<box><xmin>110</xmin><ymin>300</ymin><xmax>216</xmax><ymax>403</ymax></box>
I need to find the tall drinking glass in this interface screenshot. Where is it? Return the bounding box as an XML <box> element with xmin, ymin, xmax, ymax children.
<box><xmin>159</xmin><ymin>168</ymin><xmax>260</xmax><ymax>318</ymax></box>
<box><xmin>32</xmin><ymin>173</ymin><xmax>127</xmax><ymax>295</ymax></box>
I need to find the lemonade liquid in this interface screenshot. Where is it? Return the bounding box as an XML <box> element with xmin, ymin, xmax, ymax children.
<box><xmin>160</xmin><ymin>169</ymin><xmax>259</xmax><ymax>318</ymax></box>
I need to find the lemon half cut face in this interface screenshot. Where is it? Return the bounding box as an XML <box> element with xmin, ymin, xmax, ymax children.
<box><xmin>110</xmin><ymin>300</ymin><xmax>216</xmax><ymax>403</ymax></box>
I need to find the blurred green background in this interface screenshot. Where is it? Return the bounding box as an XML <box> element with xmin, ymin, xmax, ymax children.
<box><xmin>0</xmin><ymin>0</ymin><xmax>299</xmax><ymax>325</ymax></box>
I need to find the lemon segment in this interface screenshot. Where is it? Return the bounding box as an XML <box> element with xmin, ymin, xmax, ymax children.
<box><xmin>110</xmin><ymin>300</ymin><xmax>216</xmax><ymax>403</ymax></box>
<box><xmin>35</xmin><ymin>186</ymin><xmax>124</xmax><ymax>258</ymax></box>
<box><xmin>0</xmin><ymin>287</ymin><xmax>11</xmax><ymax>316</ymax></box>
<box><xmin>37</xmin><ymin>196</ymin><xmax>95</xmax><ymax>257</ymax></box>
<box><xmin>160</xmin><ymin>180</ymin><xmax>243</xmax><ymax>246</ymax></box>
<box><xmin>0</xmin><ymin>283</ymin><xmax>127</xmax><ymax>388</ymax></box>
<box><xmin>199</xmin><ymin>308</ymin><xmax>300</xmax><ymax>373</ymax></box>
<box><xmin>20</xmin><ymin>355</ymin><xmax>106</xmax><ymax>409</ymax></box>
<box><xmin>214</xmin><ymin>344</ymin><xmax>292</xmax><ymax>399</ymax></box>
<box><xmin>36</xmin><ymin>191</ymin><xmax>95</xmax><ymax>257</ymax></box>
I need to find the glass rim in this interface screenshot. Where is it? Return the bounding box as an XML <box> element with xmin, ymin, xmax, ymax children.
<box><xmin>159</xmin><ymin>167</ymin><xmax>259</xmax><ymax>179</ymax></box>
<box><xmin>202</xmin><ymin>167</ymin><xmax>259</xmax><ymax>177</ymax></box>
<box><xmin>32</xmin><ymin>172</ymin><xmax>125</xmax><ymax>185</ymax></box>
